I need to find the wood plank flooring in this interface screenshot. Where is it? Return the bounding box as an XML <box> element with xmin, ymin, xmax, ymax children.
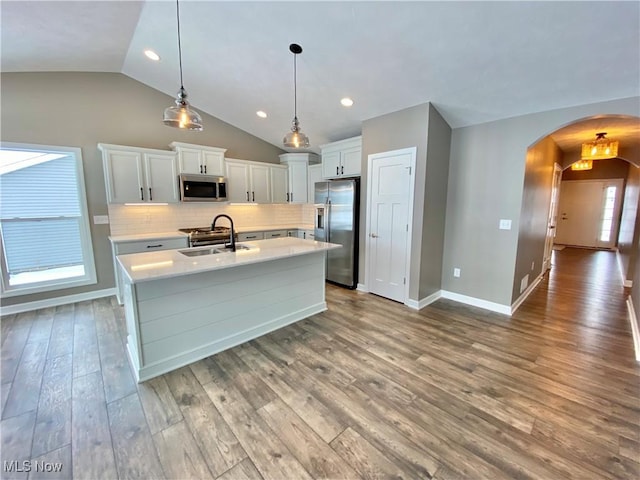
<box><xmin>1</xmin><ymin>247</ymin><xmax>639</xmax><ymax>479</ymax></box>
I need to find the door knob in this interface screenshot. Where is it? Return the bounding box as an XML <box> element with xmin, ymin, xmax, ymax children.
<box><xmin>370</xmin><ymin>233</ymin><xmax>378</xmax><ymax>238</ymax></box>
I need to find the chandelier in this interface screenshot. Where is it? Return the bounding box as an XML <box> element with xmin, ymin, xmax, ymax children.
<box><xmin>581</xmin><ymin>132</ymin><xmax>618</xmax><ymax>160</ymax></box>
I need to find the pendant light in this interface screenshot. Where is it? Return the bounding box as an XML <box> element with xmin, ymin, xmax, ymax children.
<box><xmin>283</xmin><ymin>43</ymin><xmax>310</xmax><ymax>148</ymax></box>
<box><xmin>163</xmin><ymin>0</ymin><xmax>203</xmax><ymax>131</ymax></box>
<box><xmin>580</xmin><ymin>132</ymin><xmax>618</xmax><ymax>160</ymax></box>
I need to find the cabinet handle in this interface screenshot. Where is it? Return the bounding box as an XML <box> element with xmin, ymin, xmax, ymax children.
<box><xmin>341</xmin><ymin>165</ymin><xmax>344</xmax><ymax>175</ymax></box>
<box><xmin>291</xmin><ymin>192</ymin><xmax>293</xmax><ymax>202</ymax></box>
<box><xmin>246</xmin><ymin>191</ymin><xmax>250</xmax><ymax>201</ymax></box>
<box><xmin>200</xmin><ymin>165</ymin><xmax>203</xmax><ymax>174</ymax></box>
<box><xmin>149</xmin><ymin>188</ymin><xmax>152</xmax><ymax>201</ymax></box>
<box><xmin>272</xmin><ymin>234</ymin><xmax>281</xmax><ymax>237</ymax></box>
<box><xmin>140</xmin><ymin>187</ymin><xmax>144</xmax><ymax>201</ymax></box>
<box><xmin>203</xmin><ymin>165</ymin><xmax>207</xmax><ymax>174</ymax></box>
<box><xmin>146</xmin><ymin>244</ymin><xmax>163</xmax><ymax>249</ymax></box>
<box><xmin>336</xmin><ymin>166</ymin><xmax>339</xmax><ymax>175</ymax></box>
<box><xmin>246</xmin><ymin>235</ymin><xmax>257</xmax><ymax>239</ymax></box>
<box><xmin>252</xmin><ymin>191</ymin><xmax>255</xmax><ymax>202</ymax></box>
<box><xmin>286</xmin><ymin>193</ymin><xmax>290</xmax><ymax>202</ymax></box>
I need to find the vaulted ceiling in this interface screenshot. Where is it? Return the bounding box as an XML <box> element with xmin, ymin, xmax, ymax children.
<box><xmin>2</xmin><ymin>1</ymin><xmax>639</xmax><ymax>154</ymax></box>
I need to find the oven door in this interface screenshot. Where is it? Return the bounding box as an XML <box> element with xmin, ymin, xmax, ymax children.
<box><xmin>179</xmin><ymin>174</ymin><xmax>227</xmax><ymax>202</ymax></box>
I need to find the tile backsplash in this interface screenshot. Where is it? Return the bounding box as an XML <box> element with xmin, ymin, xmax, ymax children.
<box><xmin>108</xmin><ymin>203</ymin><xmax>316</xmax><ymax>235</ymax></box>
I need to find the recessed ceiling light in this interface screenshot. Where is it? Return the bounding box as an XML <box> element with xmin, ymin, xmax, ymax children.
<box><xmin>340</xmin><ymin>97</ymin><xmax>354</xmax><ymax>107</ymax></box>
<box><xmin>256</xmin><ymin>111</ymin><xmax>267</xmax><ymax>118</ymax></box>
<box><xmin>144</xmin><ymin>49</ymin><xmax>160</xmax><ymax>61</ymax></box>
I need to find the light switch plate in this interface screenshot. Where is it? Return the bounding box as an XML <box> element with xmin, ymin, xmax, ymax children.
<box><xmin>93</xmin><ymin>215</ymin><xmax>109</xmax><ymax>225</ymax></box>
<box><xmin>453</xmin><ymin>268</ymin><xmax>461</xmax><ymax>278</ymax></box>
<box><xmin>499</xmin><ymin>219</ymin><xmax>512</xmax><ymax>230</ymax></box>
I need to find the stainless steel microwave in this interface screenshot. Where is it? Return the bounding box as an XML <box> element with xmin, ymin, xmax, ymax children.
<box><xmin>179</xmin><ymin>174</ymin><xmax>227</xmax><ymax>202</ymax></box>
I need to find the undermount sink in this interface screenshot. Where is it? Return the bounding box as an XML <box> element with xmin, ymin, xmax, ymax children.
<box><xmin>179</xmin><ymin>244</ymin><xmax>250</xmax><ymax>257</ymax></box>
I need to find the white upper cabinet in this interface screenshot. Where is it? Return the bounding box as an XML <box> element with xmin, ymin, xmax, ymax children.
<box><xmin>320</xmin><ymin>136</ymin><xmax>362</xmax><ymax>179</ymax></box>
<box><xmin>225</xmin><ymin>158</ymin><xmax>271</xmax><ymax>203</ymax></box>
<box><xmin>279</xmin><ymin>153</ymin><xmax>319</xmax><ymax>204</ymax></box>
<box><xmin>169</xmin><ymin>142</ymin><xmax>226</xmax><ymax>176</ymax></box>
<box><xmin>270</xmin><ymin>165</ymin><xmax>289</xmax><ymax>203</ymax></box>
<box><xmin>307</xmin><ymin>164</ymin><xmax>323</xmax><ymax>203</ymax></box>
<box><xmin>99</xmin><ymin>143</ymin><xmax>179</xmax><ymax>204</ymax></box>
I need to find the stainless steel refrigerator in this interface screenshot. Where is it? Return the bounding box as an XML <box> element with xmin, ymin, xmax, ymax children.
<box><xmin>314</xmin><ymin>178</ymin><xmax>359</xmax><ymax>288</ymax></box>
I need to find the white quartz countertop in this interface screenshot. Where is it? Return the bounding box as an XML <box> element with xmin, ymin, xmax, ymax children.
<box><xmin>117</xmin><ymin>237</ymin><xmax>340</xmax><ymax>284</ymax></box>
<box><xmin>109</xmin><ymin>232</ymin><xmax>188</xmax><ymax>243</ymax></box>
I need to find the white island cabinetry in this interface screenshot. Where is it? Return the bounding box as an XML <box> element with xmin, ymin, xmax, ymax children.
<box><xmin>117</xmin><ymin>237</ymin><xmax>340</xmax><ymax>382</ymax></box>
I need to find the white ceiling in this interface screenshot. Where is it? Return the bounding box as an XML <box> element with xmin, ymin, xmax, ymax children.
<box><xmin>2</xmin><ymin>1</ymin><xmax>639</xmax><ymax>153</ymax></box>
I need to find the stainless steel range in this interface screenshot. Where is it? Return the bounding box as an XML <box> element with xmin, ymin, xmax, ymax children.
<box><xmin>178</xmin><ymin>226</ymin><xmax>237</xmax><ymax>247</ymax></box>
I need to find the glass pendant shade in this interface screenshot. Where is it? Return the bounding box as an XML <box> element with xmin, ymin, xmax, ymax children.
<box><xmin>283</xmin><ymin>117</ymin><xmax>310</xmax><ymax>148</ymax></box>
<box><xmin>164</xmin><ymin>0</ymin><xmax>203</xmax><ymax>131</ymax></box>
<box><xmin>283</xmin><ymin>43</ymin><xmax>309</xmax><ymax>148</ymax></box>
<box><xmin>581</xmin><ymin>132</ymin><xmax>618</xmax><ymax>160</ymax></box>
<box><xmin>163</xmin><ymin>87</ymin><xmax>203</xmax><ymax>130</ymax></box>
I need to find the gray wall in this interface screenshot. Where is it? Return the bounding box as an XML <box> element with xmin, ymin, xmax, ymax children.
<box><xmin>511</xmin><ymin>136</ymin><xmax>561</xmax><ymax>303</ymax></box>
<box><xmin>442</xmin><ymin>96</ymin><xmax>640</xmax><ymax>307</ymax></box>
<box><xmin>360</xmin><ymin>102</ymin><xmax>450</xmax><ymax>302</ymax></box>
<box><xmin>0</xmin><ymin>72</ymin><xmax>284</xmax><ymax>307</ymax></box>
<box><xmin>618</xmin><ymin>165</ymin><xmax>640</xmax><ymax>284</ymax></box>
<box><xmin>420</xmin><ymin>105</ymin><xmax>451</xmax><ymax>299</ymax></box>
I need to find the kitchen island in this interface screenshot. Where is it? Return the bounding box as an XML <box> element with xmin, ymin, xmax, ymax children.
<box><xmin>117</xmin><ymin>237</ymin><xmax>340</xmax><ymax>382</ymax></box>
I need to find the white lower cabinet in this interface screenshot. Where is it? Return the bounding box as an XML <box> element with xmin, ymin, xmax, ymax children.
<box><xmin>264</xmin><ymin>230</ymin><xmax>287</xmax><ymax>239</ymax></box>
<box><xmin>111</xmin><ymin>235</ymin><xmax>188</xmax><ymax>304</ymax></box>
<box><xmin>238</xmin><ymin>232</ymin><xmax>265</xmax><ymax>241</ymax></box>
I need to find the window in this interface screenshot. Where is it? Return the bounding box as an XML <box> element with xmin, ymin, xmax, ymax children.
<box><xmin>599</xmin><ymin>185</ymin><xmax>617</xmax><ymax>243</ymax></box>
<box><xmin>0</xmin><ymin>143</ymin><xmax>96</xmax><ymax>296</ymax></box>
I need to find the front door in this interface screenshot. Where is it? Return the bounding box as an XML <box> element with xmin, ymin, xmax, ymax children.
<box><xmin>543</xmin><ymin>163</ymin><xmax>562</xmax><ymax>270</ymax></box>
<box><xmin>555</xmin><ymin>179</ymin><xmax>624</xmax><ymax>249</ymax></box>
<box><xmin>367</xmin><ymin>148</ymin><xmax>415</xmax><ymax>302</ymax></box>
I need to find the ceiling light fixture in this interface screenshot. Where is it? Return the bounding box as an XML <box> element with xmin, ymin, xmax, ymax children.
<box><xmin>163</xmin><ymin>0</ymin><xmax>203</xmax><ymax>131</ymax></box>
<box><xmin>581</xmin><ymin>132</ymin><xmax>618</xmax><ymax>160</ymax></box>
<box><xmin>283</xmin><ymin>43</ymin><xmax>309</xmax><ymax>149</ymax></box>
<box><xmin>144</xmin><ymin>49</ymin><xmax>160</xmax><ymax>61</ymax></box>
<box><xmin>340</xmin><ymin>97</ymin><xmax>354</xmax><ymax>107</ymax></box>
<box><xmin>571</xmin><ymin>159</ymin><xmax>593</xmax><ymax>171</ymax></box>
<box><xmin>256</xmin><ymin>111</ymin><xmax>267</xmax><ymax>118</ymax></box>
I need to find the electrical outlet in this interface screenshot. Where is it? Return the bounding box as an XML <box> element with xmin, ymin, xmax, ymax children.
<box><xmin>453</xmin><ymin>268</ymin><xmax>461</xmax><ymax>278</ymax></box>
<box><xmin>499</xmin><ymin>219</ymin><xmax>512</xmax><ymax>230</ymax></box>
<box><xmin>93</xmin><ymin>215</ymin><xmax>109</xmax><ymax>225</ymax></box>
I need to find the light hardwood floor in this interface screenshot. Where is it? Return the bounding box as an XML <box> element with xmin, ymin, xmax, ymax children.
<box><xmin>1</xmin><ymin>247</ymin><xmax>639</xmax><ymax>479</ymax></box>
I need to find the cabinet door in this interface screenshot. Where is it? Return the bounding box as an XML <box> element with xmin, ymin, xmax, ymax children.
<box><xmin>287</xmin><ymin>161</ymin><xmax>307</xmax><ymax>203</ymax></box>
<box><xmin>250</xmin><ymin>164</ymin><xmax>271</xmax><ymax>203</ymax></box>
<box><xmin>307</xmin><ymin>164</ymin><xmax>323</xmax><ymax>203</ymax></box>
<box><xmin>270</xmin><ymin>166</ymin><xmax>288</xmax><ymax>203</ymax></box>
<box><xmin>144</xmin><ymin>152</ymin><xmax>179</xmax><ymax>203</ymax></box>
<box><xmin>322</xmin><ymin>151</ymin><xmax>341</xmax><ymax>179</ymax></box>
<box><xmin>103</xmin><ymin>149</ymin><xmax>145</xmax><ymax>203</ymax></box>
<box><xmin>226</xmin><ymin>161</ymin><xmax>251</xmax><ymax>202</ymax></box>
<box><xmin>177</xmin><ymin>147</ymin><xmax>203</xmax><ymax>174</ymax></box>
<box><xmin>202</xmin><ymin>150</ymin><xmax>225</xmax><ymax>176</ymax></box>
<box><xmin>341</xmin><ymin>146</ymin><xmax>361</xmax><ymax>177</ymax></box>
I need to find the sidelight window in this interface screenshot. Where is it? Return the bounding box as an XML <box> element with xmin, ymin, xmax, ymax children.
<box><xmin>599</xmin><ymin>186</ymin><xmax>617</xmax><ymax>243</ymax></box>
<box><xmin>0</xmin><ymin>143</ymin><xmax>96</xmax><ymax>296</ymax></box>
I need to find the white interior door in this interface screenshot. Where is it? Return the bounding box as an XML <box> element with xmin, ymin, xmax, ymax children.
<box><xmin>543</xmin><ymin>163</ymin><xmax>562</xmax><ymax>270</ymax></box>
<box><xmin>555</xmin><ymin>179</ymin><xmax>623</xmax><ymax>249</ymax></box>
<box><xmin>367</xmin><ymin>149</ymin><xmax>414</xmax><ymax>302</ymax></box>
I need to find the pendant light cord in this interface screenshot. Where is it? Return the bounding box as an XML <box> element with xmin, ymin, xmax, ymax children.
<box><xmin>176</xmin><ymin>0</ymin><xmax>184</xmax><ymax>89</ymax></box>
<box><xmin>293</xmin><ymin>52</ymin><xmax>297</xmax><ymax>119</ymax></box>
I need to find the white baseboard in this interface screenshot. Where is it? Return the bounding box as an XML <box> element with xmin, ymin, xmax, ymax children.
<box><xmin>356</xmin><ymin>283</ymin><xmax>368</xmax><ymax>293</ymax></box>
<box><xmin>0</xmin><ymin>288</ymin><xmax>116</xmax><ymax>315</ymax></box>
<box><xmin>405</xmin><ymin>290</ymin><xmax>442</xmax><ymax>310</ymax></box>
<box><xmin>626</xmin><ymin>297</ymin><xmax>640</xmax><ymax>362</ymax></box>
<box><xmin>510</xmin><ymin>271</ymin><xmax>544</xmax><ymax>314</ymax></box>
<box><xmin>440</xmin><ymin>290</ymin><xmax>511</xmax><ymax>315</ymax></box>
